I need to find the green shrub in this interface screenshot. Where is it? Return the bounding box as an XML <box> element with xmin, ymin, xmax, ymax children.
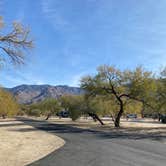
<box><xmin>26</xmin><ymin>109</ymin><xmax>41</xmax><ymax>117</ymax></box>
<box><xmin>69</xmin><ymin>109</ymin><xmax>81</xmax><ymax>121</ymax></box>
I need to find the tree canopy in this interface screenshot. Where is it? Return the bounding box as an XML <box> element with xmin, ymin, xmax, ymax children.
<box><xmin>0</xmin><ymin>88</ymin><xmax>19</xmax><ymax>118</ymax></box>
<box><xmin>26</xmin><ymin>98</ymin><xmax>61</xmax><ymax>120</ymax></box>
<box><xmin>81</xmin><ymin>65</ymin><xmax>156</xmax><ymax>127</ymax></box>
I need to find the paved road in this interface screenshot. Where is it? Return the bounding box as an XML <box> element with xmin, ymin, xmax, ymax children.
<box><xmin>18</xmin><ymin>118</ymin><xmax>166</xmax><ymax>166</ymax></box>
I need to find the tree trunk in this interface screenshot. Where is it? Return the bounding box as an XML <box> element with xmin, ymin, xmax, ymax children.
<box><xmin>158</xmin><ymin>113</ymin><xmax>161</xmax><ymax>122</ymax></box>
<box><xmin>114</xmin><ymin>101</ymin><xmax>123</xmax><ymax>127</ymax></box>
<box><xmin>94</xmin><ymin>114</ymin><xmax>104</xmax><ymax>125</ymax></box>
<box><xmin>45</xmin><ymin>113</ymin><xmax>51</xmax><ymax>120</ymax></box>
<box><xmin>141</xmin><ymin>103</ymin><xmax>145</xmax><ymax>118</ymax></box>
<box><xmin>110</xmin><ymin>114</ymin><xmax>115</xmax><ymax>122</ymax></box>
<box><xmin>88</xmin><ymin>113</ymin><xmax>104</xmax><ymax>125</ymax></box>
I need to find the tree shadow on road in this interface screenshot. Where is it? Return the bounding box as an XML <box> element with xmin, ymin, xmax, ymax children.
<box><xmin>17</xmin><ymin>117</ymin><xmax>166</xmax><ymax>143</ymax></box>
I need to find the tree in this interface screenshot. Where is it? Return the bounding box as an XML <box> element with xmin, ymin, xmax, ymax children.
<box><xmin>124</xmin><ymin>100</ymin><xmax>142</xmax><ymax>116</ymax></box>
<box><xmin>0</xmin><ymin>17</ymin><xmax>33</xmax><ymax>118</ymax></box>
<box><xmin>60</xmin><ymin>95</ymin><xmax>83</xmax><ymax>121</ymax></box>
<box><xmin>125</xmin><ymin>67</ymin><xmax>156</xmax><ymax>117</ymax></box>
<box><xmin>79</xmin><ymin>96</ymin><xmax>105</xmax><ymax>125</ymax></box>
<box><xmin>24</xmin><ymin>103</ymin><xmax>42</xmax><ymax>117</ymax></box>
<box><xmin>25</xmin><ymin>99</ymin><xmax>61</xmax><ymax>119</ymax></box>
<box><xmin>60</xmin><ymin>95</ymin><xmax>105</xmax><ymax>124</ymax></box>
<box><xmin>81</xmin><ymin>65</ymin><xmax>154</xmax><ymax>127</ymax></box>
<box><xmin>155</xmin><ymin>67</ymin><xmax>166</xmax><ymax>115</ymax></box>
<box><xmin>39</xmin><ymin>98</ymin><xmax>61</xmax><ymax>120</ymax></box>
<box><xmin>0</xmin><ymin>16</ymin><xmax>33</xmax><ymax>65</ymax></box>
<box><xmin>0</xmin><ymin>88</ymin><xmax>19</xmax><ymax>118</ymax></box>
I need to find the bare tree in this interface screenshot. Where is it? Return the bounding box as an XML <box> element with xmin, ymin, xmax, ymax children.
<box><xmin>0</xmin><ymin>16</ymin><xmax>33</xmax><ymax>65</ymax></box>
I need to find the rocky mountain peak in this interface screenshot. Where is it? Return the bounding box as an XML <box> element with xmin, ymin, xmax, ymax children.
<box><xmin>6</xmin><ymin>84</ymin><xmax>83</xmax><ymax>104</ymax></box>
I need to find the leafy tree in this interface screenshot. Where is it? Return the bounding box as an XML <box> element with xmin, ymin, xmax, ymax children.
<box><xmin>141</xmin><ymin>67</ymin><xmax>166</xmax><ymax>118</ymax></box>
<box><xmin>81</xmin><ymin>65</ymin><xmax>154</xmax><ymax>127</ymax></box>
<box><xmin>124</xmin><ymin>100</ymin><xmax>142</xmax><ymax>115</ymax></box>
<box><xmin>17</xmin><ymin>104</ymin><xmax>27</xmax><ymax>116</ymax></box>
<box><xmin>155</xmin><ymin>67</ymin><xmax>166</xmax><ymax>114</ymax></box>
<box><xmin>39</xmin><ymin>98</ymin><xmax>61</xmax><ymax>120</ymax></box>
<box><xmin>0</xmin><ymin>17</ymin><xmax>33</xmax><ymax>118</ymax></box>
<box><xmin>0</xmin><ymin>88</ymin><xmax>19</xmax><ymax>118</ymax></box>
<box><xmin>25</xmin><ymin>99</ymin><xmax>61</xmax><ymax>119</ymax></box>
<box><xmin>27</xmin><ymin>108</ymin><xmax>41</xmax><ymax>117</ymax></box>
<box><xmin>60</xmin><ymin>95</ymin><xmax>105</xmax><ymax>124</ymax></box>
<box><xmin>60</xmin><ymin>95</ymin><xmax>73</xmax><ymax>112</ymax></box>
<box><xmin>60</xmin><ymin>95</ymin><xmax>83</xmax><ymax>121</ymax></box>
<box><xmin>78</xmin><ymin>96</ymin><xmax>104</xmax><ymax>125</ymax></box>
<box><xmin>23</xmin><ymin>103</ymin><xmax>42</xmax><ymax>117</ymax></box>
<box><xmin>0</xmin><ymin>16</ymin><xmax>33</xmax><ymax>66</ymax></box>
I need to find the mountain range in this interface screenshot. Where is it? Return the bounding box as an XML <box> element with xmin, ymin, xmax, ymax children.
<box><xmin>6</xmin><ymin>84</ymin><xmax>83</xmax><ymax>104</ymax></box>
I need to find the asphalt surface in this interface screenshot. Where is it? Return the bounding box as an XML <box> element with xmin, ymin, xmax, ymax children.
<box><xmin>18</xmin><ymin>118</ymin><xmax>166</xmax><ymax>166</ymax></box>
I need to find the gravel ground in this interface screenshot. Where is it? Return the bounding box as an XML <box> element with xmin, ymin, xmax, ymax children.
<box><xmin>0</xmin><ymin>118</ymin><xmax>65</xmax><ymax>166</ymax></box>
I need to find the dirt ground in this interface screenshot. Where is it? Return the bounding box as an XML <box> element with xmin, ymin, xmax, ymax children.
<box><xmin>0</xmin><ymin>118</ymin><xmax>65</xmax><ymax>166</ymax></box>
<box><xmin>44</xmin><ymin>117</ymin><xmax>166</xmax><ymax>143</ymax></box>
<box><xmin>46</xmin><ymin>117</ymin><xmax>166</xmax><ymax>128</ymax></box>
<box><xmin>0</xmin><ymin>117</ymin><xmax>164</xmax><ymax>165</ymax></box>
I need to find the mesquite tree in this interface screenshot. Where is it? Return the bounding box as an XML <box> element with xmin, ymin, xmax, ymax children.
<box><xmin>81</xmin><ymin>65</ymin><xmax>154</xmax><ymax>127</ymax></box>
<box><xmin>155</xmin><ymin>68</ymin><xmax>166</xmax><ymax>114</ymax></box>
<box><xmin>60</xmin><ymin>95</ymin><xmax>105</xmax><ymax>125</ymax></box>
<box><xmin>40</xmin><ymin>98</ymin><xmax>61</xmax><ymax>120</ymax></box>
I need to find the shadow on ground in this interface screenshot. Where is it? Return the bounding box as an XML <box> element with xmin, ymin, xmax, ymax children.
<box><xmin>0</xmin><ymin>123</ymin><xmax>26</xmax><ymax>127</ymax></box>
<box><xmin>16</xmin><ymin>117</ymin><xmax>166</xmax><ymax>143</ymax></box>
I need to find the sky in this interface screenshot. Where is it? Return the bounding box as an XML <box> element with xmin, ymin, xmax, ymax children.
<box><xmin>0</xmin><ymin>0</ymin><xmax>166</xmax><ymax>88</ymax></box>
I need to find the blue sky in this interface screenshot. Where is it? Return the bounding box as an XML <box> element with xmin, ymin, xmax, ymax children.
<box><xmin>0</xmin><ymin>0</ymin><xmax>166</xmax><ymax>88</ymax></box>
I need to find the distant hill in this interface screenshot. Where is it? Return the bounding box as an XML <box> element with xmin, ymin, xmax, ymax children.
<box><xmin>6</xmin><ymin>84</ymin><xmax>84</xmax><ymax>104</ymax></box>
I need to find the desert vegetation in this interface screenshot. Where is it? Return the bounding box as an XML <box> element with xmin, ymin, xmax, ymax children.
<box><xmin>0</xmin><ymin>17</ymin><xmax>165</xmax><ymax>127</ymax></box>
<box><xmin>0</xmin><ymin>88</ymin><xmax>19</xmax><ymax>118</ymax></box>
<box><xmin>20</xmin><ymin>65</ymin><xmax>166</xmax><ymax>127</ymax></box>
<box><xmin>0</xmin><ymin>16</ymin><xmax>33</xmax><ymax>118</ymax></box>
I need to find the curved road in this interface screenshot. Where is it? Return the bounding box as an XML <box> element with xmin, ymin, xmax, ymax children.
<box><xmin>19</xmin><ymin>118</ymin><xmax>166</xmax><ymax>166</ymax></box>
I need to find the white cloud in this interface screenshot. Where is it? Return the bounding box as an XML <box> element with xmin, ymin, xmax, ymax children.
<box><xmin>69</xmin><ymin>71</ymin><xmax>89</xmax><ymax>87</ymax></box>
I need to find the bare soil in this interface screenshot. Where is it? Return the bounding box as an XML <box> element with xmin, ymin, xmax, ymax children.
<box><xmin>0</xmin><ymin>118</ymin><xmax>65</xmax><ymax>166</ymax></box>
<box><xmin>46</xmin><ymin>117</ymin><xmax>166</xmax><ymax>143</ymax></box>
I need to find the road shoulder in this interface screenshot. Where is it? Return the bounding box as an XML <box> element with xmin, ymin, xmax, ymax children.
<box><xmin>0</xmin><ymin>118</ymin><xmax>65</xmax><ymax>166</ymax></box>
